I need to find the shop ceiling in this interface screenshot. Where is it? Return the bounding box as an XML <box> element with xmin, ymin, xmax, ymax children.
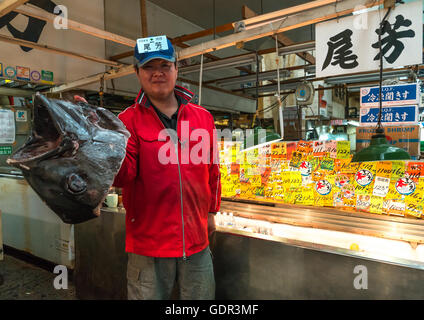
<box><xmin>0</xmin><ymin>0</ymin><xmax>423</xmax><ymax>101</ymax></box>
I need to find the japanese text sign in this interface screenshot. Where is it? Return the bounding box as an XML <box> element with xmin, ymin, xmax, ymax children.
<box><xmin>316</xmin><ymin>1</ymin><xmax>422</xmax><ymax>77</ymax></box>
<box><xmin>137</xmin><ymin>36</ymin><xmax>168</xmax><ymax>54</ymax></box>
<box><xmin>360</xmin><ymin>83</ymin><xmax>420</xmax><ymax>107</ymax></box>
<box><xmin>359</xmin><ymin>105</ymin><xmax>418</xmax><ymax>126</ymax></box>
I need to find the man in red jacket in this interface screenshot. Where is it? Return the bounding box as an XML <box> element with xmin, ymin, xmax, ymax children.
<box><xmin>113</xmin><ymin>36</ymin><xmax>221</xmax><ymax>300</ymax></box>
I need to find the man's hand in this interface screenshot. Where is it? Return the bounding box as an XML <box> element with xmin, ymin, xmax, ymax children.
<box><xmin>208</xmin><ymin>213</ymin><xmax>216</xmax><ymax>250</ymax></box>
<box><xmin>208</xmin><ymin>213</ymin><xmax>216</xmax><ymax>237</ymax></box>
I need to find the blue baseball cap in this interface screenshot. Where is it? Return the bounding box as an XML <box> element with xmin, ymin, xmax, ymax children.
<box><xmin>134</xmin><ymin>36</ymin><xmax>176</xmax><ymax>68</ymax></box>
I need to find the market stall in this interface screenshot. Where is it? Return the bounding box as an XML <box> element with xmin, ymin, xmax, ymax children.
<box><xmin>74</xmin><ymin>139</ymin><xmax>424</xmax><ymax>299</ymax></box>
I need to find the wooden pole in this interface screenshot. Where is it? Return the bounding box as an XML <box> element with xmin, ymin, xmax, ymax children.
<box><xmin>0</xmin><ymin>0</ymin><xmax>28</xmax><ymax>18</ymax></box>
<box><xmin>140</xmin><ymin>0</ymin><xmax>148</xmax><ymax>37</ymax></box>
<box><xmin>14</xmin><ymin>4</ymin><xmax>136</xmax><ymax>47</ymax></box>
<box><xmin>0</xmin><ymin>34</ymin><xmax>122</xmax><ymax>67</ymax></box>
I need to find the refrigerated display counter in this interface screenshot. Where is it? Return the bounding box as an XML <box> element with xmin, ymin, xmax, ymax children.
<box><xmin>74</xmin><ymin>200</ymin><xmax>424</xmax><ymax>300</ymax></box>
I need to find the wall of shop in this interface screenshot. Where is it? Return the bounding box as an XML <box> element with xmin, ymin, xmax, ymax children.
<box><xmin>0</xmin><ymin>0</ymin><xmax>106</xmax><ymax>91</ymax></box>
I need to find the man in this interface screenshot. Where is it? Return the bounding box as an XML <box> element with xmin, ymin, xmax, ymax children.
<box><xmin>112</xmin><ymin>37</ymin><xmax>221</xmax><ymax>300</ymax></box>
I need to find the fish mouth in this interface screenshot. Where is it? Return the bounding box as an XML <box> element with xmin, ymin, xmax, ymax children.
<box><xmin>7</xmin><ymin>93</ymin><xmax>71</xmax><ymax>166</ymax></box>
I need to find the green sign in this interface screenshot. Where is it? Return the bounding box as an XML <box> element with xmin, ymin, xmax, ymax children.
<box><xmin>0</xmin><ymin>146</ymin><xmax>12</xmax><ymax>155</ymax></box>
<box><xmin>41</xmin><ymin>70</ymin><xmax>54</xmax><ymax>83</ymax></box>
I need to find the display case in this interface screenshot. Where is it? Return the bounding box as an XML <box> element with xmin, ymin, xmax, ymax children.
<box><xmin>74</xmin><ymin>139</ymin><xmax>424</xmax><ymax>299</ymax></box>
<box><xmin>212</xmin><ymin>139</ymin><xmax>424</xmax><ymax>298</ymax></box>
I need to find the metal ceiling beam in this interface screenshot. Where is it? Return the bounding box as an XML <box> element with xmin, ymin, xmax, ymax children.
<box><xmin>0</xmin><ymin>0</ymin><xmax>28</xmax><ymax>18</ymax></box>
<box><xmin>14</xmin><ymin>3</ymin><xmax>136</xmax><ymax>47</ymax></box>
<box><xmin>234</xmin><ymin>67</ymin><xmax>415</xmax><ymax>95</ymax></box>
<box><xmin>172</xmin><ymin>23</ymin><xmax>234</xmax><ymax>45</ymax></box>
<box><xmin>213</xmin><ymin>69</ymin><xmax>291</xmax><ymax>87</ymax></box>
<box><xmin>45</xmin><ymin>65</ymin><xmax>135</xmax><ymax>94</ymax></box>
<box><xmin>204</xmin><ymin>63</ymin><xmax>314</xmax><ymax>85</ymax></box>
<box><xmin>179</xmin><ymin>53</ymin><xmax>257</xmax><ymax>75</ymax></box>
<box><xmin>109</xmin><ymin>23</ymin><xmax>234</xmax><ymax>61</ymax></box>
<box><xmin>47</xmin><ymin>0</ymin><xmax>382</xmax><ymax>94</ymax></box>
<box><xmin>242</xmin><ymin>5</ymin><xmax>316</xmax><ymax>65</ymax></box>
<box><xmin>278</xmin><ymin>41</ymin><xmax>316</xmax><ymax>56</ymax></box>
<box><xmin>237</xmin><ymin>0</ymin><xmax>338</xmax><ymax>29</ymax></box>
<box><xmin>177</xmin><ymin>0</ymin><xmax>383</xmax><ymax>60</ymax></box>
<box><xmin>0</xmin><ymin>86</ymin><xmax>33</xmax><ymax>97</ymax></box>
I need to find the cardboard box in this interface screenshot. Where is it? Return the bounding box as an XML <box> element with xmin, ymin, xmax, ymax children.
<box><xmin>356</xmin><ymin>125</ymin><xmax>421</xmax><ymax>156</ymax></box>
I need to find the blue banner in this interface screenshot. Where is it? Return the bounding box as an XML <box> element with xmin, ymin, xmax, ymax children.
<box><xmin>359</xmin><ymin>105</ymin><xmax>418</xmax><ymax>126</ymax></box>
<box><xmin>360</xmin><ymin>83</ymin><xmax>419</xmax><ymax>107</ymax></box>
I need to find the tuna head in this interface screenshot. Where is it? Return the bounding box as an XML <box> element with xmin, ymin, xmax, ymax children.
<box><xmin>7</xmin><ymin>93</ymin><xmax>130</xmax><ymax>224</ymax></box>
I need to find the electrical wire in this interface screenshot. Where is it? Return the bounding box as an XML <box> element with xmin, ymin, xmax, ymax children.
<box><xmin>261</xmin><ymin>94</ymin><xmax>289</xmax><ymax>113</ymax></box>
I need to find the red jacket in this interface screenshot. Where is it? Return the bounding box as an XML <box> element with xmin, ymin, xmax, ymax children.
<box><xmin>113</xmin><ymin>85</ymin><xmax>221</xmax><ymax>258</ymax></box>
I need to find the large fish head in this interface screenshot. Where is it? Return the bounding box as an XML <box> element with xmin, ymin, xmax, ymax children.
<box><xmin>7</xmin><ymin>93</ymin><xmax>129</xmax><ymax>224</ymax></box>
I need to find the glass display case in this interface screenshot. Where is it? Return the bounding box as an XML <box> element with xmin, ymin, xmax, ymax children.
<box><xmin>217</xmin><ymin>139</ymin><xmax>424</xmax><ymax>268</ymax></box>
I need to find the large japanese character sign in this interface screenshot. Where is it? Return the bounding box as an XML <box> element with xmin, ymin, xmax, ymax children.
<box><xmin>0</xmin><ymin>0</ymin><xmax>58</xmax><ymax>52</ymax></box>
<box><xmin>316</xmin><ymin>1</ymin><xmax>422</xmax><ymax>77</ymax></box>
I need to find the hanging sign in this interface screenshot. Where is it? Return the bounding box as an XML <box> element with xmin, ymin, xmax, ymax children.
<box><xmin>316</xmin><ymin>1</ymin><xmax>423</xmax><ymax>77</ymax></box>
<box><xmin>360</xmin><ymin>83</ymin><xmax>420</xmax><ymax>107</ymax></box>
<box><xmin>359</xmin><ymin>105</ymin><xmax>418</xmax><ymax>126</ymax></box>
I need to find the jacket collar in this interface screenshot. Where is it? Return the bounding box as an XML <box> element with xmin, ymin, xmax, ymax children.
<box><xmin>135</xmin><ymin>85</ymin><xmax>194</xmax><ymax>109</ymax></box>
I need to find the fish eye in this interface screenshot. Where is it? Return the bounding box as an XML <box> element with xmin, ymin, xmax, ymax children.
<box><xmin>66</xmin><ymin>173</ymin><xmax>87</xmax><ymax>194</ymax></box>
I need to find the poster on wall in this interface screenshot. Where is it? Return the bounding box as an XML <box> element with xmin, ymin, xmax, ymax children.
<box><xmin>0</xmin><ymin>109</ymin><xmax>15</xmax><ymax>144</ymax></box>
<box><xmin>16</xmin><ymin>66</ymin><xmax>30</xmax><ymax>81</ymax></box>
<box><xmin>4</xmin><ymin>66</ymin><xmax>16</xmax><ymax>78</ymax></box>
<box><xmin>0</xmin><ymin>0</ymin><xmax>105</xmax><ymax>87</ymax></box>
<box><xmin>316</xmin><ymin>1</ymin><xmax>423</xmax><ymax>77</ymax></box>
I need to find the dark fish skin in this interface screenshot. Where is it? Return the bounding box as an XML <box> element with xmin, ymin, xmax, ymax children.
<box><xmin>7</xmin><ymin>93</ymin><xmax>130</xmax><ymax>224</ymax></box>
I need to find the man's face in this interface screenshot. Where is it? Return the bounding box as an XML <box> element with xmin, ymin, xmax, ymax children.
<box><xmin>136</xmin><ymin>59</ymin><xmax>178</xmax><ymax>101</ymax></box>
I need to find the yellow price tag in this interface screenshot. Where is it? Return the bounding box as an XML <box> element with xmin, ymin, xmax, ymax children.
<box><xmin>336</xmin><ymin>141</ymin><xmax>350</xmax><ymax>159</ymax></box>
<box><xmin>376</xmin><ymin>161</ymin><xmax>392</xmax><ymax>179</ymax></box>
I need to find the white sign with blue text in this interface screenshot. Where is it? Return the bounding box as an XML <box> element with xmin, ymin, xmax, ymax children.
<box><xmin>360</xmin><ymin>105</ymin><xmax>418</xmax><ymax>126</ymax></box>
<box><xmin>360</xmin><ymin>83</ymin><xmax>420</xmax><ymax>107</ymax></box>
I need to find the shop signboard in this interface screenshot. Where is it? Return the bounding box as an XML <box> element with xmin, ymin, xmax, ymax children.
<box><xmin>360</xmin><ymin>83</ymin><xmax>420</xmax><ymax>107</ymax></box>
<box><xmin>316</xmin><ymin>1</ymin><xmax>422</xmax><ymax>77</ymax></box>
<box><xmin>41</xmin><ymin>70</ymin><xmax>54</xmax><ymax>84</ymax></box>
<box><xmin>0</xmin><ymin>146</ymin><xmax>12</xmax><ymax>155</ymax></box>
<box><xmin>359</xmin><ymin>105</ymin><xmax>418</xmax><ymax>126</ymax></box>
<box><xmin>356</xmin><ymin>125</ymin><xmax>420</xmax><ymax>156</ymax></box>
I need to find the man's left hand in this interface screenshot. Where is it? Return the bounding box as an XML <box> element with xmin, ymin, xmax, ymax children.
<box><xmin>208</xmin><ymin>213</ymin><xmax>216</xmax><ymax>237</ymax></box>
